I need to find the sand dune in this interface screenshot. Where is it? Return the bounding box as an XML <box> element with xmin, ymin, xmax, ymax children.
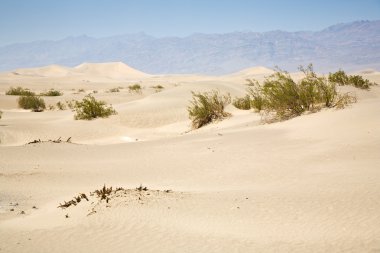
<box><xmin>73</xmin><ymin>62</ymin><xmax>150</xmax><ymax>79</ymax></box>
<box><xmin>12</xmin><ymin>65</ymin><xmax>72</xmax><ymax>77</ymax></box>
<box><xmin>0</xmin><ymin>64</ymin><xmax>380</xmax><ymax>252</ymax></box>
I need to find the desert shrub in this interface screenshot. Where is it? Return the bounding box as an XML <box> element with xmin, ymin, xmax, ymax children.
<box><xmin>348</xmin><ymin>75</ymin><xmax>374</xmax><ymax>90</ymax></box>
<box><xmin>78</xmin><ymin>89</ymin><xmax>85</xmax><ymax>93</ymax></box>
<box><xmin>40</xmin><ymin>89</ymin><xmax>63</xmax><ymax>96</ymax></box>
<box><xmin>18</xmin><ymin>95</ymin><xmax>46</xmax><ymax>112</ymax></box>
<box><xmin>245</xmin><ymin>64</ymin><xmax>356</xmax><ymax>121</ymax></box>
<box><xmin>108</xmin><ymin>87</ymin><xmax>120</xmax><ymax>93</ymax></box>
<box><xmin>188</xmin><ymin>90</ymin><xmax>231</xmax><ymax>129</ymax></box>
<box><xmin>0</xmin><ymin>111</ymin><xmax>2</xmax><ymax>119</ymax></box>
<box><xmin>66</xmin><ymin>100</ymin><xmax>75</xmax><ymax>110</ymax></box>
<box><xmin>128</xmin><ymin>84</ymin><xmax>142</xmax><ymax>93</ymax></box>
<box><xmin>233</xmin><ymin>95</ymin><xmax>251</xmax><ymax>110</ymax></box>
<box><xmin>48</xmin><ymin>105</ymin><xmax>56</xmax><ymax>110</ymax></box>
<box><xmin>6</xmin><ymin>87</ymin><xmax>35</xmax><ymax>96</ymax></box>
<box><xmin>247</xmin><ymin>80</ymin><xmax>265</xmax><ymax>112</ymax></box>
<box><xmin>74</xmin><ymin>95</ymin><xmax>117</xmax><ymax>120</ymax></box>
<box><xmin>328</xmin><ymin>70</ymin><xmax>349</xmax><ymax>86</ymax></box>
<box><xmin>329</xmin><ymin>70</ymin><xmax>376</xmax><ymax>90</ymax></box>
<box><xmin>334</xmin><ymin>93</ymin><xmax>357</xmax><ymax>109</ymax></box>
<box><xmin>260</xmin><ymin>69</ymin><xmax>305</xmax><ymax>119</ymax></box>
<box><xmin>152</xmin><ymin>85</ymin><xmax>164</xmax><ymax>92</ymax></box>
<box><xmin>56</xmin><ymin>101</ymin><xmax>66</xmax><ymax>110</ymax></box>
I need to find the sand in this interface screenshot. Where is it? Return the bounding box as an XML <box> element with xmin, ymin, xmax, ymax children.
<box><xmin>0</xmin><ymin>63</ymin><xmax>380</xmax><ymax>252</ymax></box>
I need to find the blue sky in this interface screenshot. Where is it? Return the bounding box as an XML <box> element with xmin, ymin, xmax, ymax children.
<box><xmin>0</xmin><ymin>0</ymin><xmax>379</xmax><ymax>46</ymax></box>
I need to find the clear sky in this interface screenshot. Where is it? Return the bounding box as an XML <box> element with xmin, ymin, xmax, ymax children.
<box><xmin>0</xmin><ymin>0</ymin><xmax>379</xmax><ymax>46</ymax></box>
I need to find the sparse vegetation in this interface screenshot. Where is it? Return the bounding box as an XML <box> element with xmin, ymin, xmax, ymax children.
<box><xmin>232</xmin><ymin>95</ymin><xmax>251</xmax><ymax>110</ymax></box>
<box><xmin>247</xmin><ymin>80</ymin><xmax>266</xmax><ymax>112</ymax></box>
<box><xmin>18</xmin><ymin>95</ymin><xmax>46</xmax><ymax>112</ymax></box>
<box><xmin>0</xmin><ymin>111</ymin><xmax>2</xmax><ymax>119</ymax></box>
<box><xmin>136</xmin><ymin>184</ymin><xmax>148</xmax><ymax>191</ymax></box>
<box><xmin>329</xmin><ymin>69</ymin><xmax>377</xmax><ymax>90</ymax></box>
<box><xmin>40</xmin><ymin>89</ymin><xmax>63</xmax><ymax>96</ymax></box>
<box><xmin>65</xmin><ymin>100</ymin><xmax>75</xmax><ymax>110</ymax></box>
<box><xmin>58</xmin><ymin>193</ymin><xmax>89</xmax><ymax>209</ymax></box>
<box><xmin>6</xmin><ymin>87</ymin><xmax>35</xmax><ymax>96</ymax></box>
<box><xmin>56</xmin><ymin>101</ymin><xmax>66</xmax><ymax>110</ymax></box>
<box><xmin>128</xmin><ymin>84</ymin><xmax>142</xmax><ymax>94</ymax></box>
<box><xmin>348</xmin><ymin>75</ymin><xmax>375</xmax><ymax>90</ymax></box>
<box><xmin>108</xmin><ymin>87</ymin><xmax>120</xmax><ymax>93</ymax></box>
<box><xmin>328</xmin><ymin>70</ymin><xmax>349</xmax><ymax>86</ymax></box>
<box><xmin>188</xmin><ymin>90</ymin><xmax>231</xmax><ymax>129</ymax></box>
<box><xmin>95</xmin><ymin>185</ymin><xmax>113</xmax><ymax>202</ymax></box>
<box><xmin>242</xmin><ymin>65</ymin><xmax>357</xmax><ymax>121</ymax></box>
<box><xmin>152</xmin><ymin>85</ymin><xmax>164</xmax><ymax>92</ymax></box>
<box><xmin>74</xmin><ymin>95</ymin><xmax>117</xmax><ymax>120</ymax></box>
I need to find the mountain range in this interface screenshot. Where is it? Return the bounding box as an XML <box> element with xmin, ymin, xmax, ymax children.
<box><xmin>1</xmin><ymin>20</ymin><xmax>379</xmax><ymax>74</ymax></box>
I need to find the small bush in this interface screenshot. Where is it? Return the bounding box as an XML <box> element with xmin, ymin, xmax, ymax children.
<box><xmin>18</xmin><ymin>95</ymin><xmax>46</xmax><ymax>112</ymax></box>
<box><xmin>328</xmin><ymin>70</ymin><xmax>349</xmax><ymax>86</ymax></box>
<box><xmin>188</xmin><ymin>90</ymin><xmax>231</xmax><ymax>129</ymax></box>
<box><xmin>329</xmin><ymin>70</ymin><xmax>376</xmax><ymax>90</ymax></box>
<box><xmin>66</xmin><ymin>100</ymin><xmax>75</xmax><ymax>110</ymax></box>
<box><xmin>108</xmin><ymin>87</ymin><xmax>120</xmax><ymax>93</ymax></box>
<box><xmin>233</xmin><ymin>95</ymin><xmax>251</xmax><ymax>110</ymax></box>
<box><xmin>128</xmin><ymin>84</ymin><xmax>142</xmax><ymax>94</ymax></box>
<box><xmin>6</xmin><ymin>87</ymin><xmax>35</xmax><ymax>96</ymax></box>
<box><xmin>56</xmin><ymin>101</ymin><xmax>66</xmax><ymax>110</ymax></box>
<box><xmin>40</xmin><ymin>89</ymin><xmax>63</xmax><ymax>96</ymax></box>
<box><xmin>247</xmin><ymin>80</ymin><xmax>265</xmax><ymax>112</ymax></box>
<box><xmin>0</xmin><ymin>111</ymin><xmax>2</xmax><ymax>119</ymax></box>
<box><xmin>74</xmin><ymin>95</ymin><xmax>117</xmax><ymax>120</ymax></box>
<box><xmin>244</xmin><ymin>64</ymin><xmax>356</xmax><ymax>121</ymax></box>
<box><xmin>152</xmin><ymin>85</ymin><xmax>164</xmax><ymax>92</ymax></box>
<box><xmin>348</xmin><ymin>75</ymin><xmax>374</xmax><ymax>90</ymax></box>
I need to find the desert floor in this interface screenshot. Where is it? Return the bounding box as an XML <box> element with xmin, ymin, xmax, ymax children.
<box><xmin>0</xmin><ymin>63</ymin><xmax>380</xmax><ymax>253</ymax></box>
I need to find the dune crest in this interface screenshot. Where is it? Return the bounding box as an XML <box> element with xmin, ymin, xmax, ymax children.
<box><xmin>13</xmin><ymin>65</ymin><xmax>71</xmax><ymax>77</ymax></box>
<box><xmin>74</xmin><ymin>62</ymin><xmax>150</xmax><ymax>79</ymax></box>
<box><xmin>226</xmin><ymin>66</ymin><xmax>274</xmax><ymax>78</ymax></box>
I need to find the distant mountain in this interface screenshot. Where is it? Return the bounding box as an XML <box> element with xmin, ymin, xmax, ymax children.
<box><xmin>1</xmin><ymin>20</ymin><xmax>379</xmax><ymax>74</ymax></box>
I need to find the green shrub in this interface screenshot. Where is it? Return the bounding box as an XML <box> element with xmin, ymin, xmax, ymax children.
<box><xmin>188</xmin><ymin>90</ymin><xmax>231</xmax><ymax>129</ymax></box>
<box><xmin>152</xmin><ymin>85</ymin><xmax>164</xmax><ymax>92</ymax></box>
<box><xmin>261</xmin><ymin>69</ymin><xmax>305</xmax><ymax>119</ymax></box>
<box><xmin>233</xmin><ymin>95</ymin><xmax>251</xmax><ymax>110</ymax></box>
<box><xmin>18</xmin><ymin>95</ymin><xmax>46</xmax><ymax>112</ymax></box>
<box><xmin>108</xmin><ymin>87</ymin><xmax>120</xmax><ymax>93</ymax></box>
<box><xmin>6</xmin><ymin>87</ymin><xmax>35</xmax><ymax>96</ymax></box>
<box><xmin>245</xmin><ymin>64</ymin><xmax>356</xmax><ymax>121</ymax></box>
<box><xmin>247</xmin><ymin>80</ymin><xmax>265</xmax><ymax>112</ymax></box>
<box><xmin>128</xmin><ymin>84</ymin><xmax>142</xmax><ymax>94</ymax></box>
<box><xmin>328</xmin><ymin>70</ymin><xmax>349</xmax><ymax>86</ymax></box>
<box><xmin>329</xmin><ymin>70</ymin><xmax>376</xmax><ymax>90</ymax></box>
<box><xmin>74</xmin><ymin>95</ymin><xmax>117</xmax><ymax>120</ymax></box>
<box><xmin>40</xmin><ymin>89</ymin><xmax>63</xmax><ymax>96</ymax></box>
<box><xmin>348</xmin><ymin>75</ymin><xmax>374</xmax><ymax>90</ymax></box>
<box><xmin>56</xmin><ymin>101</ymin><xmax>66</xmax><ymax>110</ymax></box>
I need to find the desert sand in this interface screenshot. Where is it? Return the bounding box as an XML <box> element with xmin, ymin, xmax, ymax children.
<box><xmin>0</xmin><ymin>62</ymin><xmax>380</xmax><ymax>252</ymax></box>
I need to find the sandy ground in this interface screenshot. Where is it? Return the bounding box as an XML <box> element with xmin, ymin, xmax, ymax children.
<box><xmin>0</xmin><ymin>63</ymin><xmax>380</xmax><ymax>252</ymax></box>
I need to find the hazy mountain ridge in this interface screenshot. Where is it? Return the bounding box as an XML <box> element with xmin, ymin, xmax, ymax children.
<box><xmin>1</xmin><ymin>20</ymin><xmax>379</xmax><ymax>74</ymax></box>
